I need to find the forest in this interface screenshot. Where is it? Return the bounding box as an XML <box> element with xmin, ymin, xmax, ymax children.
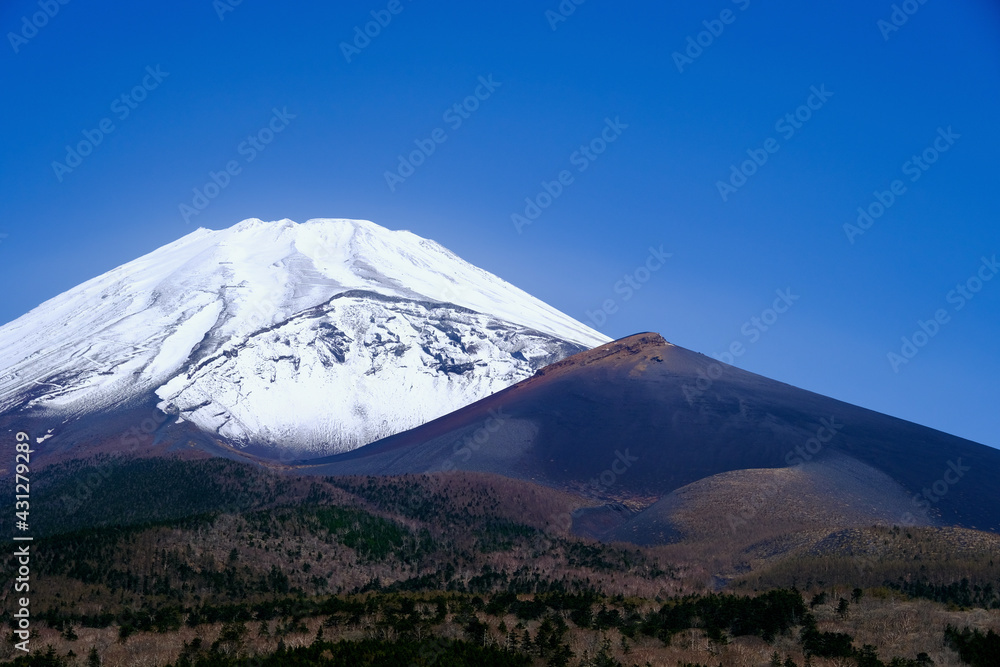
<box><xmin>0</xmin><ymin>456</ymin><xmax>997</xmax><ymax>666</ymax></box>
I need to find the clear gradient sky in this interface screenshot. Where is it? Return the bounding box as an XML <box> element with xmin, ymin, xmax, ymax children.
<box><xmin>1</xmin><ymin>1</ymin><xmax>998</xmax><ymax>448</ymax></box>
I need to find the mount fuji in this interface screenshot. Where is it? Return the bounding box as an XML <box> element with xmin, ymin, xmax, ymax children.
<box><xmin>0</xmin><ymin>218</ymin><xmax>609</xmax><ymax>458</ymax></box>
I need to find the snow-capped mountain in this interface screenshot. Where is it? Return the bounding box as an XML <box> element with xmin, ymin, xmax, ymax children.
<box><xmin>0</xmin><ymin>218</ymin><xmax>610</xmax><ymax>457</ymax></box>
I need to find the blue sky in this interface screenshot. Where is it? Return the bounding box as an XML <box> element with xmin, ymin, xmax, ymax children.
<box><xmin>1</xmin><ymin>1</ymin><xmax>998</xmax><ymax>448</ymax></box>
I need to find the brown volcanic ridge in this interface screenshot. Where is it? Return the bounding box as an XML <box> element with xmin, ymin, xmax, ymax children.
<box><xmin>298</xmin><ymin>333</ymin><xmax>1000</xmax><ymax>548</ymax></box>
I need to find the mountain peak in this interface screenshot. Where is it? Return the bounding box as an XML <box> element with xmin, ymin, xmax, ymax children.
<box><xmin>0</xmin><ymin>217</ymin><xmax>609</xmax><ymax>458</ymax></box>
<box><xmin>534</xmin><ymin>332</ymin><xmax>670</xmax><ymax>378</ymax></box>
<box><xmin>228</xmin><ymin>216</ymin><xmax>293</xmax><ymax>231</ymax></box>
<box><xmin>224</xmin><ymin>217</ymin><xmax>395</xmax><ymax>237</ymax></box>
<box><xmin>301</xmin><ymin>217</ymin><xmax>381</xmax><ymax>230</ymax></box>
<box><xmin>309</xmin><ymin>328</ymin><xmax>1000</xmax><ymax>538</ymax></box>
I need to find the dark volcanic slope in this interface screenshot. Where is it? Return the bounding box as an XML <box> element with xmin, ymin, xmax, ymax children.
<box><xmin>300</xmin><ymin>333</ymin><xmax>1000</xmax><ymax>534</ymax></box>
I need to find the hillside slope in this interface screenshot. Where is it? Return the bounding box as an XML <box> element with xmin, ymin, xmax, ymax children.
<box><xmin>301</xmin><ymin>333</ymin><xmax>1000</xmax><ymax>540</ymax></box>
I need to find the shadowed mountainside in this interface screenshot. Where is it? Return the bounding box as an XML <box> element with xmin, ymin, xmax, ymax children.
<box><xmin>298</xmin><ymin>333</ymin><xmax>1000</xmax><ymax>543</ymax></box>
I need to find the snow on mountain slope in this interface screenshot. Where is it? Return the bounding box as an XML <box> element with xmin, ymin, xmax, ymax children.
<box><xmin>0</xmin><ymin>218</ymin><xmax>610</xmax><ymax>455</ymax></box>
<box><xmin>156</xmin><ymin>291</ymin><xmax>586</xmax><ymax>454</ymax></box>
